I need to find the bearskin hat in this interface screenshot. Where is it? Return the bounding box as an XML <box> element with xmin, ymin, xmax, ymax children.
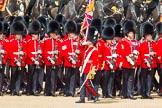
<box><xmin>7</xmin><ymin>16</ymin><xmax>15</xmax><ymax>25</ymax></box>
<box><xmin>124</xmin><ymin>20</ymin><xmax>136</xmax><ymax>35</ymax></box>
<box><xmin>28</xmin><ymin>20</ymin><xmax>41</xmax><ymax>35</ymax></box>
<box><xmin>55</xmin><ymin>14</ymin><xmax>66</xmax><ymax>24</ymax></box>
<box><xmin>37</xmin><ymin>15</ymin><xmax>47</xmax><ymax>28</ymax></box>
<box><xmin>3</xmin><ymin>22</ymin><xmax>10</xmax><ymax>38</ymax></box>
<box><xmin>24</xmin><ymin>15</ymin><xmax>32</xmax><ymax>28</ymax></box>
<box><xmin>142</xmin><ymin>22</ymin><xmax>154</xmax><ymax>36</ymax></box>
<box><xmin>0</xmin><ymin>22</ymin><xmax>4</xmax><ymax>34</ymax></box>
<box><xmin>75</xmin><ymin>18</ymin><xmax>83</xmax><ymax>24</ymax></box>
<box><xmin>38</xmin><ymin>16</ymin><xmax>48</xmax><ymax>39</ymax></box>
<box><xmin>10</xmin><ymin>21</ymin><xmax>26</xmax><ymax>36</ymax></box>
<box><xmin>103</xmin><ymin>17</ymin><xmax>116</xmax><ymax>28</ymax></box>
<box><xmin>156</xmin><ymin>22</ymin><xmax>162</xmax><ymax>35</ymax></box>
<box><xmin>114</xmin><ymin>24</ymin><xmax>124</xmax><ymax>38</ymax></box>
<box><xmin>47</xmin><ymin>20</ymin><xmax>60</xmax><ymax>34</ymax></box>
<box><xmin>13</xmin><ymin>16</ymin><xmax>25</xmax><ymax>24</ymax></box>
<box><xmin>76</xmin><ymin>23</ymin><xmax>81</xmax><ymax>35</ymax></box>
<box><xmin>91</xmin><ymin>18</ymin><xmax>102</xmax><ymax>33</ymax></box>
<box><xmin>87</xmin><ymin>26</ymin><xmax>98</xmax><ymax>46</ymax></box>
<box><xmin>102</xmin><ymin>26</ymin><xmax>115</xmax><ymax>41</ymax></box>
<box><xmin>64</xmin><ymin>20</ymin><xmax>77</xmax><ymax>34</ymax></box>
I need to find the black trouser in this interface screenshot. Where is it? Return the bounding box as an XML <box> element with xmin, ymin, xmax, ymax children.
<box><xmin>44</xmin><ymin>66</ymin><xmax>58</xmax><ymax>94</ymax></box>
<box><xmin>157</xmin><ymin>63</ymin><xmax>162</xmax><ymax>92</ymax></box>
<box><xmin>113</xmin><ymin>69</ymin><xmax>123</xmax><ymax>96</ymax></box>
<box><xmin>152</xmin><ymin>68</ymin><xmax>159</xmax><ymax>90</ymax></box>
<box><xmin>102</xmin><ymin>70</ymin><xmax>114</xmax><ymax>97</ymax></box>
<box><xmin>27</xmin><ymin>65</ymin><xmax>42</xmax><ymax>94</ymax></box>
<box><xmin>37</xmin><ymin>65</ymin><xmax>44</xmax><ymax>92</ymax></box>
<box><xmin>141</xmin><ymin>68</ymin><xmax>154</xmax><ymax>97</ymax></box>
<box><xmin>134</xmin><ymin>66</ymin><xmax>142</xmax><ymax>94</ymax></box>
<box><xmin>10</xmin><ymin>66</ymin><xmax>24</xmax><ymax>93</ymax></box>
<box><xmin>64</xmin><ymin>67</ymin><xmax>77</xmax><ymax>95</ymax></box>
<box><xmin>5</xmin><ymin>60</ymin><xmax>10</xmax><ymax>80</ymax></box>
<box><xmin>80</xmin><ymin>74</ymin><xmax>97</xmax><ymax>101</ymax></box>
<box><xmin>122</xmin><ymin>68</ymin><xmax>135</xmax><ymax>97</ymax></box>
<box><xmin>57</xmin><ymin>66</ymin><xmax>65</xmax><ymax>90</ymax></box>
<box><xmin>93</xmin><ymin>70</ymin><xmax>102</xmax><ymax>94</ymax></box>
<box><xmin>0</xmin><ymin>65</ymin><xmax>5</xmax><ymax>92</ymax></box>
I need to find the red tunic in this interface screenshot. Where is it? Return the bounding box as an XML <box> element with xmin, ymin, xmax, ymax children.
<box><xmin>9</xmin><ymin>38</ymin><xmax>27</xmax><ymax>66</ymax></box>
<box><xmin>62</xmin><ymin>38</ymin><xmax>83</xmax><ymax>67</ymax></box>
<box><xmin>27</xmin><ymin>38</ymin><xmax>44</xmax><ymax>65</ymax></box>
<box><xmin>139</xmin><ymin>40</ymin><xmax>157</xmax><ymax>68</ymax></box>
<box><xmin>0</xmin><ymin>39</ymin><xmax>9</xmax><ymax>64</ymax></box>
<box><xmin>117</xmin><ymin>38</ymin><xmax>139</xmax><ymax>69</ymax></box>
<box><xmin>83</xmin><ymin>46</ymin><xmax>98</xmax><ymax>74</ymax></box>
<box><xmin>156</xmin><ymin>37</ymin><xmax>162</xmax><ymax>64</ymax></box>
<box><xmin>102</xmin><ymin>42</ymin><xmax>119</xmax><ymax>70</ymax></box>
<box><xmin>43</xmin><ymin>38</ymin><xmax>62</xmax><ymax>66</ymax></box>
<box><xmin>96</xmin><ymin>39</ymin><xmax>105</xmax><ymax>70</ymax></box>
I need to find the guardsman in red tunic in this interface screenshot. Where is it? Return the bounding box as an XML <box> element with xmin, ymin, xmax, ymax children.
<box><xmin>113</xmin><ymin>24</ymin><xmax>124</xmax><ymax>96</ymax></box>
<box><xmin>26</xmin><ymin>20</ymin><xmax>43</xmax><ymax>96</ymax></box>
<box><xmin>43</xmin><ymin>20</ymin><xmax>62</xmax><ymax>96</ymax></box>
<box><xmin>0</xmin><ymin>22</ymin><xmax>9</xmax><ymax>96</ymax></box>
<box><xmin>118</xmin><ymin>20</ymin><xmax>139</xmax><ymax>100</ymax></box>
<box><xmin>156</xmin><ymin>22</ymin><xmax>162</xmax><ymax>96</ymax></box>
<box><xmin>2</xmin><ymin>21</ymin><xmax>10</xmax><ymax>92</ymax></box>
<box><xmin>9</xmin><ymin>21</ymin><xmax>27</xmax><ymax>96</ymax></box>
<box><xmin>90</xmin><ymin>18</ymin><xmax>104</xmax><ymax>97</ymax></box>
<box><xmin>75</xmin><ymin>26</ymin><xmax>99</xmax><ymax>103</ymax></box>
<box><xmin>62</xmin><ymin>21</ymin><xmax>82</xmax><ymax>97</ymax></box>
<box><xmin>139</xmin><ymin>22</ymin><xmax>157</xmax><ymax>99</ymax></box>
<box><xmin>101</xmin><ymin>26</ymin><xmax>118</xmax><ymax>98</ymax></box>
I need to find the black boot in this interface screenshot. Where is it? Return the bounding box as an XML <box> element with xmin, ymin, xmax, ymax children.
<box><xmin>75</xmin><ymin>99</ymin><xmax>85</xmax><ymax>103</ymax></box>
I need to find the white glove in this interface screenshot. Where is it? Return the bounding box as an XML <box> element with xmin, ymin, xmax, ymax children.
<box><xmin>109</xmin><ymin>63</ymin><xmax>113</xmax><ymax>70</ymax></box>
<box><xmin>129</xmin><ymin>60</ymin><xmax>135</xmax><ymax>66</ymax></box>
<box><xmin>37</xmin><ymin>50</ymin><xmax>42</xmax><ymax>54</ymax></box>
<box><xmin>75</xmin><ymin>50</ymin><xmax>80</xmax><ymax>54</ymax></box>
<box><xmin>112</xmin><ymin>54</ymin><xmax>118</xmax><ymax>58</ymax></box>
<box><xmin>71</xmin><ymin>59</ymin><xmax>76</xmax><ymax>65</ymax></box>
<box><xmin>149</xmin><ymin>52</ymin><xmax>155</xmax><ymax>56</ymax></box>
<box><xmin>19</xmin><ymin>51</ymin><xmax>24</xmax><ymax>55</ymax></box>
<box><xmin>0</xmin><ymin>50</ymin><xmax>5</xmax><ymax>54</ymax></box>
<box><xmin>16</xmin><ymin>62</ymin><xmax>21</xmax><ymax>67</ymax></box>
<box><xmin>82</xmin><ymin>41</ymin><xmax>87</xmax><ymax>46</ymax></box>
<box><xmin>133</xmin><ymin>50</ymin><xmax>138</xmax><ymax>55</ymax></box>
<box><xmin>34</xmin><ymin>61</ymin><xmax>39</xmax><ymax>65</ymax></box>
<box><xmin>119</xmin><ymin>62</ymin><xmax>123</xmax><ymax>69</ymax></box>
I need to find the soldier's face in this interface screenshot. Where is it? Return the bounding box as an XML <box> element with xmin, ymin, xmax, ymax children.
<box><xmin>69</xmin><ymin>33</ymin><xmax>75</xmax><ymax>39</ymax></box>
<box><xmin>145</xmin><ymin>34</ymin><xmax>152</xmax><ymax>41</ymax></box>
<box><xmin>50</xmin><ymin>33</ymin><xmax>58</xmax><ymax>39</ymax></box>
<box><xmin>87</xmin><ymin>40</ymin><xmax>93</xmax><ymax>46</ymax></box>
<box><xmin>127</xmin><ymin>32</ymin><xmax>134</xmax><ymax>40</ymax></box>
<box><xmin>15</xmin><ymin>34</ymin><xmax>22</xmax><ymax>40</ymax></box>
<box><xmin>32</xmin><ymin>34</ymin><xmax>39</xmax><ymax>40</ymax></box>
<box><xmin>106</xmin><ymin>40</ymin><xmax>112</xmax><ymax>44</ymax></box>
<box><xmin>0</xmin><ymin>34</ymin><xmax>4</xmax><ymax>39</ymax></box>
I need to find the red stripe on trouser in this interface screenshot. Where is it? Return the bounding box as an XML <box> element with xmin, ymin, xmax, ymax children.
<box><xmin>86</xmin><ymin>80</ymin><xmax>97</xmax><ymax>97</ymax></box>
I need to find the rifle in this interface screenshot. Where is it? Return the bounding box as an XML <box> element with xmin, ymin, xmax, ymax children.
<box><xmin>130</xmin><ymin>42</ymin><xmax>139</xmax><ymax>68</ymax></box>
<box><xmin>108</xmin><ymin>44</ymin><xmax>118</xmax><ymax>73</ymax></box>
<box><xmin>144</xmin><ymin>42</ymin><xmax>154</xmax><ymax>70</ymax></box>
<box><xmin>72</xmin><ymin>42</ymin><xmax>79</xmax><ymax>68</ymax></box>
<box><xmin>35</xmin><ymin>43</ymin><xmax>41</xmax><ymax>69</ymax></box>
<box><xmin>18</xmin><ymin>45</ymin><xmax>23</xmax><ymax>70</ymax></box>
<box><xmin>47</xmin><ymin>39</ymin><xmax>59</xmax><ymax>69</ymax></box>
<box><xmin>51</xmin><ymin>44</ymin><xmax>58</xmax><ymax>69</ymax></box>
<box><xmin>0</xmin><ymin>45</ymin><xmax>4</xmax><ymax>68</ymax></box>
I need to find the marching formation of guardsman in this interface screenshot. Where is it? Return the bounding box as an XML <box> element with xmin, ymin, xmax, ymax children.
<box><xmin>0</xmin><ymin>14</ymin><xmax>162</xmax><ymax>103</ymax></box>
